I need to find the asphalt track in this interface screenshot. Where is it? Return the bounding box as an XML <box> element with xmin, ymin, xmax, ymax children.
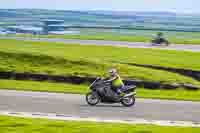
<box><xmin>1</xmin><ymin>36</ymin><xmax>200</xmax><ymax>52</ymax></box>
<box><xmin>0</xmin><ymin>90</ymin><xmax>200</xmax><ymax>123</ymax></box>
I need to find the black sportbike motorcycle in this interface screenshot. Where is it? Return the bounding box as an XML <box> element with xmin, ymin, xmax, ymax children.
<box><xmin>86</xmin><ymin>77</ymin><xmax>136</xmax><ymax>107</ymax></box>
<box><xmin>151</xmin><ymin>38</ymin><xmax>170</xmax><ymax>46</ymax></box>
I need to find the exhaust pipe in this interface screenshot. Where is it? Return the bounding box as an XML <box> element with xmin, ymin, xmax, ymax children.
<box><xmin>123</xmin><ymin>92</ymin><xmax>136</xmax><ymax>98</ymax></box>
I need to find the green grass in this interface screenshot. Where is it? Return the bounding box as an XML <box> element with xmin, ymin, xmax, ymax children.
<box><xmin>1</xmin><ymin>51</ymin><xmax>200</xmax><ymax>85</ymax></box>
<box><xmin>1</xmin><ymin>39</ymin><xmax>200</xmax><ymax>70</ymax></box>
<box><xmin>38</xmin><ymin>34</ymin><xmax>152</xmax><ymax>43</ymax></box>
<box><xmin>0</xmin><ymin>79</ymin><xmax>88</xmax><ymax>94</ymax></box>
<box><xmin>1</xmin><ymin>79</ymin><xmax>200</xmax><ymax>101</ymax></box>
<box><xmin>0</xmin><ymin>39</ymin><xmax>200</xmax><ymax>87</ymax></box>
<box><xmin>0</xmin><ymin>115</ymin><xmax>199</xmax><ymax>133</ymax></box>
<box><xmin>3</xmin><ymin>31</ymin><xmax>200</xmax><ymax>44</ymax></box>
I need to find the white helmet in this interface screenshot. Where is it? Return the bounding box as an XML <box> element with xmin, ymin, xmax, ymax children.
<box><xmin>108</xmin><ymin>68</ymin><xmax>117</xmax><ymax>75</ymax></box>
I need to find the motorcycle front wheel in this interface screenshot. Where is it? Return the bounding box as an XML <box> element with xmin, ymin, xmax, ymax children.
<box><xmin>86</xmin><ymin>92</ymin><xmax>100</xmax><ymax>106</ymax></box>
<box><xmin>121</xmin><ymin>96</ymin><xmax>135</xmax><ymax>107</ymax></box>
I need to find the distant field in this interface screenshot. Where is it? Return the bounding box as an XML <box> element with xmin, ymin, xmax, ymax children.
<box><xmin>0</xmin><ymin>115</ymin><xmax>200</xmax><ymax>133</ymax></box>
<box><xmin>3</xmin><ymin>30</ymin><xmax>200</xmax><ymax>44</ymax></box>
<box><xmin>2</xmin><ymin>8</ymin><xmax>200</xmax><ymax>45</ymax></box>
<box><xmin>1</xmin><ymin>79</ymin><xmax>200</xmax><ymax>101</ymax></box>
<box><xmin>0</xmin><ymin>39</ymin><xmax>200</xmax><ymax>87</ymax></box>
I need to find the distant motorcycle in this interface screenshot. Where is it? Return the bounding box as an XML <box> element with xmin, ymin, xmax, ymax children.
<box><xmin>151</xmin><ymin>38</ymin><xmax>170</xmax><ymax>46</ymax></box>
<box><xmin>86</xmin><ymin>77</ymin><xmax>136</xmax><ymax>107</ymax></box>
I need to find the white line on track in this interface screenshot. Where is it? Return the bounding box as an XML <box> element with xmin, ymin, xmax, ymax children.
<box><xmin>0</xmin><ymin>110</ymin><xmax>200</xmax><ymax>127</ymax></box>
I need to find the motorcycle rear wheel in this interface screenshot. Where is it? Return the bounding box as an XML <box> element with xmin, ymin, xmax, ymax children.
<box><xmin>121</xmin><ymin>96</ymin><xmax>135</xmax><ymax>107</ymax></box>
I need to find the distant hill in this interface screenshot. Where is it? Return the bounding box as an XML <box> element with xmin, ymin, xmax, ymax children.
<box><xmin>0</xmin><ymin>9</ymin><xmax>200</xmax><ymax>32</ymax></box>
<box><xmin>0</xmin><ymin>9</ymin><xmax>178</xmax><ymax>20</ymax></box>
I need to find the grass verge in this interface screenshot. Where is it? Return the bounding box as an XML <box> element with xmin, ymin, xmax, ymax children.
<box><xmin>0</xmin><ymin>115</ymin><xmax>199</xmax><ymax>133</ymax></box>
<box><xmin>3</xmin><ymin>32</ymin><xmax>200</xmax><ymax>44</ymax></box>
<box><xmin>1</xmin><ymin>39</ymin><xmax>200</xmax><ymax>70</ymax></box>
<box><xmin>1</xmin><ymin>79</ymin><xmax>200</xmax><ymax>101</ymax></box>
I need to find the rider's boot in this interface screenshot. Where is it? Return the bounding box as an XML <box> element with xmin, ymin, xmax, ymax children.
<box><xmin>117</xmin><ymin>89</ymin><xmax>125</xmax><ymax>97</ymax></box>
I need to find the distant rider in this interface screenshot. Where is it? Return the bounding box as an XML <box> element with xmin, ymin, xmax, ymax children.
<box><xmin>152</xmin><ymin>32</ymin><xmax>169</xmax><ymax>46</ymax></box>
<box><xmin>104</xmin><ymin>69</ymin><xmax>125</xmax><ymax>96</ymax></box>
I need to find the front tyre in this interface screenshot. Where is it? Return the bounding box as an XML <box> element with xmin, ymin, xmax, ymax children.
<box><xmin>86</xmin><ymin>92</ymin><xmax>100</xmax><ymax>106</ymax></box>
<box><xmin>121</xmin><ymin>96</ymin><xmax>135</xmax><ymax>107</ymax></box>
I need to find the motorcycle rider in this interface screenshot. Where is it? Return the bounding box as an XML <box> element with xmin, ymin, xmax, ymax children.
<box><xmin>104</xmin><ymin>68</ymin><xmax>125</xmax><ymax>96</ymax></box>
<box><xmin>152</xmin><ymin>32</ymin><xmax>169</xmax><ymax>45</ymax></box>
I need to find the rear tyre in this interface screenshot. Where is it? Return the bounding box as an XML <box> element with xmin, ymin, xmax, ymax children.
<box><xmin>86</xmin><ymin>92</ymin><xmax>100</xmax><ymax>106</ymax></box>
<box><xmin>121</xmin><ymin>96</ymin><xmax>135</xmax><ymax>107</ymax></box>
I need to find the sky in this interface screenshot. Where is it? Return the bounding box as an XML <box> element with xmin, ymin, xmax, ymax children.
<box><xmin>0</xmin><ymin>0</ymin><xmax>198</xmax><ymax>13</ymax></box>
